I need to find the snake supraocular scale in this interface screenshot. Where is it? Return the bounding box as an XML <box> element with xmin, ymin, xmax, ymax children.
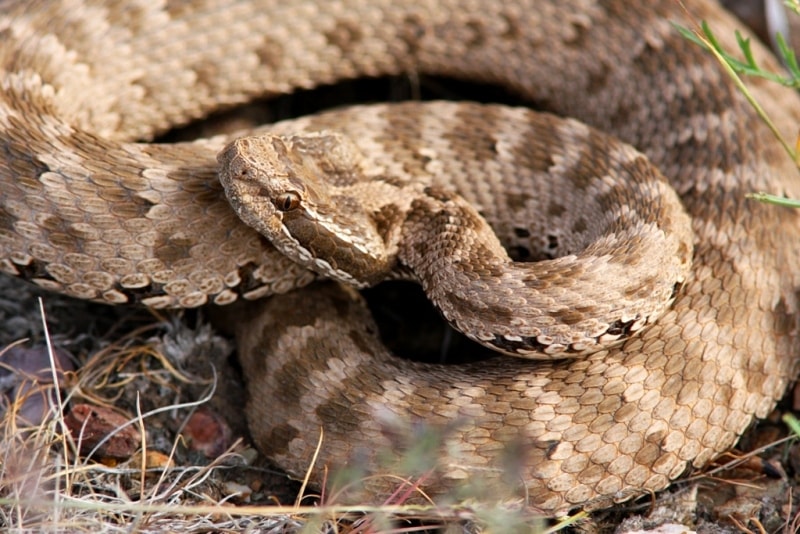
<box><xmin>1</xmin><ymin>0</ymin><xmax>800</xmax><ymax>515</ymax></box>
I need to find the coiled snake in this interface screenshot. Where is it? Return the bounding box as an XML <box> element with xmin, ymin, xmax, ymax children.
<box><xmin>2</xmin><ymin>0</ymin><xmax>800</xmax><ymax>515</ymax></box>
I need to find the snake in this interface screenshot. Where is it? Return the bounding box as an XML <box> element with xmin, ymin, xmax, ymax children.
<box><xmin>1</xmin><ymin>0</ymin><xmax>800</xmax><ymax>516</ymax></box>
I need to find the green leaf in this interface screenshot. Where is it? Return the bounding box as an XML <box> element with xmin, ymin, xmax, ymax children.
<box><xmin>747</xmin><ymin>192</ymin><xmax>800</xmax><ymax>208</ymax></box>
<box><xmin>782</xmin><ymin>412</ymin><xmax>800</xmax><ymax>437</ymax></box>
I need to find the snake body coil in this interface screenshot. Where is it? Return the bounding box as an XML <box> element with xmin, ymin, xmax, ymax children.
<box><xmin>1</xmin><ymin>0</ymin><xmax>800</xmax><ymax>514</ymax></box>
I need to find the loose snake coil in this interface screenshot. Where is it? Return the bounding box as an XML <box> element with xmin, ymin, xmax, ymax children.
<box><xmin>1</xmin><ymin>0</ymin><xmax>800</xmax><ymax>515</ymax></box>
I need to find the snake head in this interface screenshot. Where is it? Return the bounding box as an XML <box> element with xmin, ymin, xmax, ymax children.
<box><xmin>218</xmin><ymin>132</ymin><xmax>392</xmax><ymax>287</ymax></box>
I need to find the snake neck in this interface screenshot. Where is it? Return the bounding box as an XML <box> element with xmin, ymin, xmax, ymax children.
<box><xmin>398</xmin><ymin>185</ymin><xmax>690</xmax><ymax>359</ymax></box>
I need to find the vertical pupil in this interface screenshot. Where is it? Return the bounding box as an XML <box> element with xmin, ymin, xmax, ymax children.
<box><xmin>283</xmin><ymin>195</ymin><xmax>293</xmax><ymax>210</ymax></box>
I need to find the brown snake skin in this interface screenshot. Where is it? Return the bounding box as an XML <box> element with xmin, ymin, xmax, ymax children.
<box><xmin>2</xmin><ymin>0</ymin><xmax>800</xmax><ymax>515</ymax></box>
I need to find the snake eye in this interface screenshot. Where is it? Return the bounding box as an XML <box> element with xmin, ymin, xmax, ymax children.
<box><xmin>274</xmin><ymin>191</ymin><xmax>301</xmax><ymax>212</ymax></box>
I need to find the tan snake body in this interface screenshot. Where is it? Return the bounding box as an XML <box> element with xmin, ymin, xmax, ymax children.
<box><xmin>2</xmin><ymin>0</ymin><xmax>800</xmax><ymax>515</ymax></box>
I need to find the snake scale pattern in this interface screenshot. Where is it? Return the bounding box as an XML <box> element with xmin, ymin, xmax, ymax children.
<box><xmin>2</xmin><ymin>0</ymin><xmax>800</xmax><ymax>515</ymax></box>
